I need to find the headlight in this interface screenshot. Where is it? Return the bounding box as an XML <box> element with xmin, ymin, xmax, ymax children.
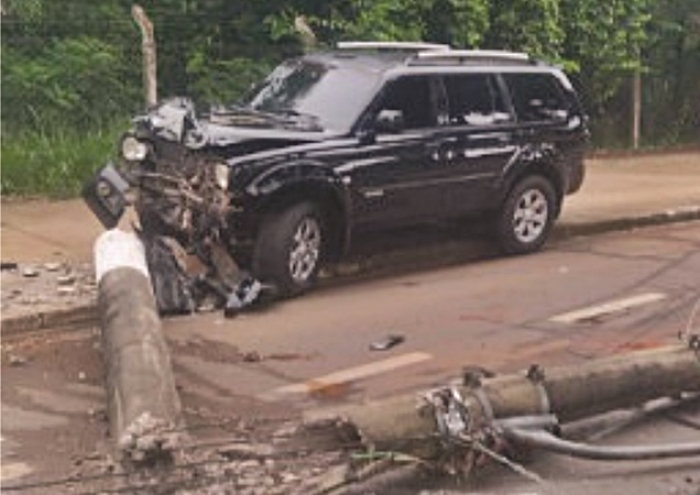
<box><xmin>214</xmin><ymin>163</ymin><xmax>229</xmax><ymax>190</ymax></box>
<box><xmin>121</xmin><ymin>136</ymin><xmax>148</xmax><ymax>162</ymax></box>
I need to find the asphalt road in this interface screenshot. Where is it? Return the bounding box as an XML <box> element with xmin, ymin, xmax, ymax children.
<box><xmin>2</xmin><ymin>221</ymin><xmax>699</xmax><ymax>494</ymax></box>
<box><xmin>164</xmin><ymin>220</ymin><xmax>700</xmax><ymax>494</ymax></box>
<box><xmin>166</xmin><ymin>221</ymin><xmax>700</xmax><ymax>407</ymax></box>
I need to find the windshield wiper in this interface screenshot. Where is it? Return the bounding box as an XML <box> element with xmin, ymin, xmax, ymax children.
<box><xmin>274</xmin><ymin>108</ymin><xmax>323</xmax><ymax>130</ymax></box>
<box><xmin>209</xmin><ymin>105</ymin><xmax>322</xmax><ymax>131</ymax></box>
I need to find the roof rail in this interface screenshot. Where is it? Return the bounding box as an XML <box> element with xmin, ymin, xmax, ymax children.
<box><xmin>413</xmin><ymin>49</ymin><xmax>531</xmax><ymax>63</ymax></box>
<box><xmin>337</xmin><ymin>41</ymin><xmax>450</xmax><ymax>52</ymax></box>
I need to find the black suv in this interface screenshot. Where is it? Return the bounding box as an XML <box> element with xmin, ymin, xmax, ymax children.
<box><xmin>85</xmin><ymin>42</ymin><xmax>588</xmax><ymax>296</ymax></box>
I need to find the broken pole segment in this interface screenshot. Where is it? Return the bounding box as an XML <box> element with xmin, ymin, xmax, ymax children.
<box><xmin>318</xmin><ymin>344</ymin><xmax>700</xmax><ymax>466</ymax></box>
<box><xmin>95</xmin><ymin>229</ymin><xmax>183</xmax><ymax>464</ymax></box>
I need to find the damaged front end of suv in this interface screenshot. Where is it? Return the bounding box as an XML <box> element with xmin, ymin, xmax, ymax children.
<box><xmin>84</xmin><ymin>95</ymin><xmax>330</xmax><ymax>314</ymax></box>
<box><xmin>84</xmin><ymin>99</ymin><xmax>251</xmax><ymax>313</ymax></box>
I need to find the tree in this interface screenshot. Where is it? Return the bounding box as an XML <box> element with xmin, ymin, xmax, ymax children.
<box><xmin>485</xmin><ymin>0</ymin><xmax>563</xmax><ymax>60</ymax></box>
<box><xmin>265</xmin><ymin>0</ymin><xmax>490</xmax><ymax>49</ymax></box>
<box><xmin>560</xmin><ymin>0</ymin><xmax>651</xmax><ymax>114</ymax></box>
<box><xmin>1</xmin><ymin>1</ymin><xmax>140</xmax><ymax>132</ymax></box>
<box><xmin>642</xmin><ymin>0</ymin><xmax>700</xmax><ymax>143</ymax></box>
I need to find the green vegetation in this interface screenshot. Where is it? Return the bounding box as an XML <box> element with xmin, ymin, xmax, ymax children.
<box><xmin>1</xmin><ymin>0</ymin><xmax>698</xmax><ymax>197</ymax></box>
<box><xmin>1</xmin><ymin>123</ymin><xmax>125</xmax><ymax>198</ymax></box>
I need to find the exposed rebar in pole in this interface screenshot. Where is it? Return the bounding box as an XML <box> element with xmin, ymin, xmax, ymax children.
<box><xmin>316</xmin><ymin>344</ymin><xmax>700</xmax><ymax>464</ymax></box>
<box><xmin>132</xmin><ymin>4</ymin><xmax>157</xmax><ymax>108</ymax></box>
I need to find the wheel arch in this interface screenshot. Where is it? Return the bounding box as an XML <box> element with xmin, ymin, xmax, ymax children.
<box><xmin>498</xmin><ymin>148</ymin><xmax>566</xmax><ymax>217</ymax></box>
<box><xmin>251</xmin><ymin>167</ymin><xmax>351</xmax><ymax>262</ymax></box>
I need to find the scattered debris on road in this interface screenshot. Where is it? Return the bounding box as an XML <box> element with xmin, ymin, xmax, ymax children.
<box><xmin>21</xmin><ymin>266</ymin><xmax>39</xmax><ymax>278</ymax></box>
<box><xmin>370</xmin><ymin>334</ymin><xmax>406</xmax><ymax>351</ymax></box>
<box><xmin>0</xmin><ymin>261</ymin><xmax>96</xmax><ymax>326</ymax></box>
<box><xmin>7</xmin><ymin>353</ymin><xmax>29</xmax><ymax>367</ymax></box>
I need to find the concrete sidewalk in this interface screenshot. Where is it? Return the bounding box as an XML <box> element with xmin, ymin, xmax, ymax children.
<box><xmin>2</xmin><ymin>152</ymin><xmax>699</xmax><ymax>265</ymax></box>
<box><xmin>562</xmin><ymin>152</ymin><xmax>700</xmax><ymax>230</ymax></box>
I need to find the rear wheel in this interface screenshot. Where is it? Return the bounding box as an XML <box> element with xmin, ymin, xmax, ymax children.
<box><xmin>496</xmin><ymin>175</ymin><xmax>557</xmax><ymax>254</ymax></box>
<box><xmin>252</xmin><ymin>202</ymin><xmax>325</xmax><ymax>296</ymax></box>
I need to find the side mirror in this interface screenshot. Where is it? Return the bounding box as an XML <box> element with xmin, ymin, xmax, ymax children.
<box><xmin>375</xmin><ymin>109</ymin><xmax>404</xmax><ymax>134</ymax></box>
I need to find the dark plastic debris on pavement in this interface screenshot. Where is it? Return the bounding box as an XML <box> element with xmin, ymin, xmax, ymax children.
<box><xmin>370</xmin><ymin>334</ymin><xmax>405</xmax><ymax>351</ymax></box>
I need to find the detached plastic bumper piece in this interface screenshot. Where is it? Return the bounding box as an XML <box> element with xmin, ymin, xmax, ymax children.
<box><xmin>83</xmin><ymin>162</ymin><xmax>130</xmax><ymax>229</ymax></box>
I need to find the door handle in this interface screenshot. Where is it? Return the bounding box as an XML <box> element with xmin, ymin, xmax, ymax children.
<box><xmin>426</xmin><ymin>138</ymin><xmax>457</xmax><ymax>162</ymax></box>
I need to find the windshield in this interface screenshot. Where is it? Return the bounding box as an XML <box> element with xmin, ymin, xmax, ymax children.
<box><xmin>238</xmin><ymin>58</ymin><xmax>381</xmax><ymax>133</ymax></box>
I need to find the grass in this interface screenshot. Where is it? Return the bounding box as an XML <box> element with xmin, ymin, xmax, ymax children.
<box><xmin>1</xmin><ymin>121</ymin><xmax>126</xmax><ymax>198</ymax></box>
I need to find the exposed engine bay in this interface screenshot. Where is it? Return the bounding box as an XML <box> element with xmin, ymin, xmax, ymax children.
<box><xmin>85</xmin><ymin>99</ymin><xmax>274</xmax><ymax>316</ymax></box>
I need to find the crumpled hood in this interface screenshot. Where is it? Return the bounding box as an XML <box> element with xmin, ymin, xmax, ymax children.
<box><xmin>134</xmin><ymin>98</ymin><xmax>328</xmax><ymax>149</ymax></box>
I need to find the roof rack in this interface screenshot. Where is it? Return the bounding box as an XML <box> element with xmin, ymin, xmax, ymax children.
<box><xmin>337</xmin><ymin>41</ymin><xmax>450</xmax><ymax>52</ymax></box>
<box><xmin>412</xmin><ymin>49</ymin><xmax>531</xmax><ymax>63</ymax></box>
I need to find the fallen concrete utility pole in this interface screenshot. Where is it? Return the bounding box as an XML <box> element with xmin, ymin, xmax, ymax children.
<box><xmin>319</xmin><ymin>342</ymin><xmax>700</xmax><ymax>472</ymax></box>
<box><xmin>95</xmin><ymin>229</ymin><xmax>183</xmax><ymax>464</ymax></box>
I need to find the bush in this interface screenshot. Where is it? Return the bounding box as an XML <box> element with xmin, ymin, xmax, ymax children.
<box><xmin>1</xmin><ymin>121</ymin><xmax>125</xmax><ymax>198</ymax></box>
<box><xmin>1</xmin><ymin>37</ymin><xmax>139</xmax><ymax>133</ymax></box>
<box><xmin>186</xmin><ymin>53</ymin><xmax>274</xmax><ymax>107</ymax></box>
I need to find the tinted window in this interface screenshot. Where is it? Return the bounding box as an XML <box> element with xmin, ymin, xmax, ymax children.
<box><xmin>504</xmin><ymin>73</ymin><xmax>568</xmax><ymax>123</ymax></box>
<box><xmin>376</xmin><ymin>76</ymin><xmax>436</xmax><ymax>130</ymax></box>
<box><xmin>443</xmin><ymin>74</ymin><xmax>510</xmax><ymax>126</ymax></box>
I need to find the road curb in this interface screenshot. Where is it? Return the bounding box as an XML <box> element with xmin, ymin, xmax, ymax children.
<box><xmin>553</xmin><ymin>206</ymin><xmax>700</xmax><ymax>241</ymax></box>
<box><xmin>1</xmin><ymin>304</ymin><xmax>98</xmax><ymax>337</ymax></box>
<box><xmin>3</xmin><ymin>207</ymin><xmax>699</xmax><ymax>337</ymax></box>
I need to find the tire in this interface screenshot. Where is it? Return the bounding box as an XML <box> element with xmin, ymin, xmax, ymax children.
<box><xmin>496</xmin><ymin>175</ymin><xmax>557</xmax><ymax>255</ymax></box>
<box><xmin>252</xmin><ymin>202</ymin><xmax>325</xmax><ymax>296</ymax></box>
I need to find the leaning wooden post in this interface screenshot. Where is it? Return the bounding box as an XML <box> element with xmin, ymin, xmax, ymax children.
<box><xmin>132</xmin><ymin>4</ymin><xmax>157</xmax><ymax>108</ymax></box>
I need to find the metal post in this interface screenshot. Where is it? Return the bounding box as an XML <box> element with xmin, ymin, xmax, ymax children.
<box><xmin>632</xmin><ymin>70</ymin><xmax>642</xmax><ymax>149</ymax></box>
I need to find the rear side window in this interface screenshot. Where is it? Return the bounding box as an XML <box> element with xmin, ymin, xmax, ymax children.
<box><xmin>443</xmin><ymin>74</ymin><xmax>511</xmax><ymax>126</ymax></box>
<box><xmin>504</xmin><ymin>73</ymin><xmax>569</xmax><ymax>123</ymax></box>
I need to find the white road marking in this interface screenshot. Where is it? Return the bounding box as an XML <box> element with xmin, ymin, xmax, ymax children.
<box><xmin>0</xmin><ymin>436</ymin><xmax>33</xmax><ymax>483</ymax></box>
<box><xmin>259</xmin><ymin>352</ymin><xmax>432</xmax><ymax>401</ymax></box>
<box><xmin>1</xmin><ymin>462</ymin><xmax>33</xmax><ymax>483</ymax></box>
<box><xmin>549</xmin><ymin>292</ymin><xmax>667</xmax><ymax>324</ymax></box>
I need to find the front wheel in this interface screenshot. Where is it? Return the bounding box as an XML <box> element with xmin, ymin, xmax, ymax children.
<box><xmin>496</xmin><ymin>175</ymin><xmax>557</xmax><ymax>255</ymax></box>
<box><xmin>252</xmin><ymin>202</ymin><xmax>325</xmax><ymax>296</ymax></box>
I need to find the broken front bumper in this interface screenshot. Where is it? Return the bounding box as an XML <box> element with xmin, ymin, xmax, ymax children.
<box><xmin>83</xmin><ymin>162</ymin><xmax>131</xmax><ymax>229</ymax></box>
